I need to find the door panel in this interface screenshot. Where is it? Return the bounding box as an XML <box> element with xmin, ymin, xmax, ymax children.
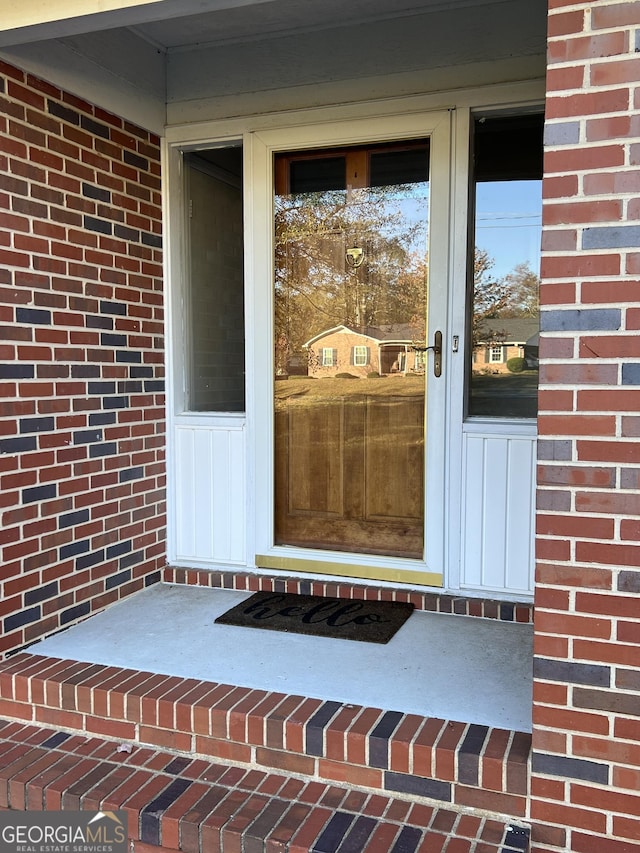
<box><xmin>274</xmin><ymin>141</ymin><xmax>429</xmax><ymax>559</ymax></box>
<box><xmin>364</xmin><ymin>394</ymin><xmax>424</xmax><ymax>523</ymax></box>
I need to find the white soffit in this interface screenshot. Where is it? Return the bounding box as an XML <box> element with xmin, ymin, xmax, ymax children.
<box><xmin>0</xmin><ymin>0</ymin><xmax>277</xmax><ymax>46</ymax></box>
<box><xmin>0</xmin><ymin>0</ymin><xmax>523</xmax><ymax>49</ymax></box>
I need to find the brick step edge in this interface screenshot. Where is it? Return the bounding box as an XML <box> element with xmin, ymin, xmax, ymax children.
<box><xmin>0</xmin><ymin>653</ymin><xmax>532</xmax><ymax>820</ymax></box>
<box><xmin>0</xmin><ymin>719</ymin><xmax>531</xmax><ymax>853</ymax></box>
<box><xmin>166</xmin><ymin>569</ymin><xmax>535</xmax><ymax>623</ymax></box>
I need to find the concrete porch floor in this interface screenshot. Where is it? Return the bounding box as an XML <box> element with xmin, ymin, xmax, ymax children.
<box><xmin>28</xmin><ymin>583</ymin><xmax>534</xmax><ymax>733</ymax></box>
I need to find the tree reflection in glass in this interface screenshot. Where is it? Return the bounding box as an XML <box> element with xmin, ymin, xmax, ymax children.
<box><xmin>273</xmin><ymin>142</ymin><xmax>430</xmax><ymax>558</ymax></box>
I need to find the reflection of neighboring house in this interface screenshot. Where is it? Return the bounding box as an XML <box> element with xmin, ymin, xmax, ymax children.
<box><xmin>304</xmin><ymin>324</ymin><xmax>426</xmax><ymax>377</ymax></box>
<box><xmin>472</xmin><ymin>318</ymin><xmax>539</xmax><ymax>373</ymax></box>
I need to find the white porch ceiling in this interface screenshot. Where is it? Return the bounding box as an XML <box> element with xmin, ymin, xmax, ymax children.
<box><xmin>0</xmin><ymin>0</ymin><xmax>548</xmax><ymax>133</ymax></box>
<box><xmin>0</xmin><ymin>0</ymin><xmax>521</xmax><ymax>49</ymax></box>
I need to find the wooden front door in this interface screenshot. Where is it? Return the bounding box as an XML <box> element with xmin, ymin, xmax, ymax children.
<box><xmin>273</xmin><ymin>141</ymin><xmax>430</xmax><ymax>559</ymax></box>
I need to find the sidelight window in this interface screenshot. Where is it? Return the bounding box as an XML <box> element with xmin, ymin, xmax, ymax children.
<box><xmin>467</xmin><ymin>112</ymin><xmax>543</xmax><ymax>419</ymax></box>
<box><xmin>184</xmin><ymin>144</ymin><xmax>245</xmax><ymax>413</ymax></box>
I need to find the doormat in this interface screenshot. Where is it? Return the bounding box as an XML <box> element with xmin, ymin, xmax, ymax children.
<box><xmin>215</xmin><ymin>591</ymin><xmax>414</xmax><ymax>644</ymax></box>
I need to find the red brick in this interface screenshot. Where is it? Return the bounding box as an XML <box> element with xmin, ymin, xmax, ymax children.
<box><xmin>200</xmin><ymin>788</ymin><xmax>254</xmax><ymax>852</ymax></box>
<box><xmin>530</xmin><ymin>774</ymin><xmax>566</xmax><ymax>802</ymax></box>
<box><xmin>612</xmin><ymin>816</ymin><xmax>640</xmax><ymax>842</ymax></box>
<box><xmin>317</xmin><ymin>758</ymin><xmax>382</xmax><ymax>789</ymax></box>
<box><xmin>586</xmin><ymin>115</ymin><xmax>632</xmax><ymax>143</ymax></box>
<box><xmin>530</xmin><ymin>799</ymin><xmax>606</xmax><ymax>834</ymax></box>
<box><xmin>256</xmin><ymin>747</ymin><xmax>315</xmax><ymax>776</ymax></box>
<box><xmin>435</xmin><ymin>721</ymin><xmax>466</xmax><ymax>780</ymax></box>
<box><xmin>539</xmin><ymin>415</ymin><xmax>615</xmax><ymax>437</ymax></box>
<box><xmin>543</xmin><ymin>174</ymin><xmax>579</xmax><ymax>199</ymax></box>
<box><xmin>537</xmin><ymin>514</ymin><xmax>614</xmax><ymax>540</ymax></box>
<box><xmin>544</xmin><ymin>200</ymin><xmax>622</xmax><ymax>226</ymax></box>
<box><xmin>194</xmin><ymin>736</ymin><xmax>252</xmax><ymax>764</ymax></box>
<box><xmin>580</xmin><ymin>336</ymin><xmax>640</xmax><ymax>360</ymax></box>
<box><xmin>545</xmin><ymin>65</ymin><xmax>585</xmax><ymax>92</ymax></box>
<box><xmin>388</xmin><ymin>714</ymin><xmax>424</xmax><ymax>774</ymax></box>
<box><xmin>231</xmin><ymin>690</ymin><xmax>271</xmax><ymax>744</ymax></box>
<box><xmin>85</xmin><ymin>715</ymin><xmax>137</xmax><ymax>740</ymax></box>
<box><xmin>345</xmin><ymin>707</ymin><xmax>383</xmax><ymax>766</ymax></box>
<box><xmin>159</xmin><ymin>780</ymin><xmax>211</xmax><ymax>850</ymax></box>
<box><xmin>532</xmin><ymin>705</ymin><xmax>610</xmax><ymax>736</ymax></box>
<box><xmin>541</xmin><ymin>363</ymin><xmax>618</xmax><ymax>384</ymax></box>
<box><xmin>323</xmin><ymin>704</ymin><xmax>363</xmax><ymax>762</ymax></box>
<box><xmin>455</xmin><ymin>785</ymin><xmax>525</xmax><ymax>818</ymax></box>
<box><xmin>628</xmin><ymin>308</ymin><xmax>640</xmax><ymax>329</ymax></box>
<box><xmin>25</xmin><ymin>752</ymin><xmax>85</xmax><ymax>810</ymax></box>
<box><xmin>548</xmin><ymin>9</ymin><xmax>585</xmax><ymax>37</ymax></box>
<box><xmin>578</xmin><ymin>390</ymin><xmax>640</xmax><ymax>413</ymax></box>
<box><xmin>536</xmin><ymin>610</ymin><xmax>611</xmax><ymax>644</ymax></box>
<box><xmin>592</xmin><ymin>1</ymin><xmax>640</xmax><ymax>30</ymax></box>
<box><xmin>575</xmin><ymin>541</ymin><xmax>640</xmax><ymax>569</ymax></box>
<box><xmin>480</xmin><ymin>728</ymin><xmax>510</xmax><ymax>792</ymax></box>
<box><xmin>577</xmin><ymin>490</ymin><xmax>640</xmax><ymax>515</ymax></box>
<box><xmin>538</xmin><ymin>338</ymin><xmax>574</xmax><ymax>359</ymax></box>
<box><xmin>264</xmin><ymin>694</ymin><xmax>305</xmax><ymax>751</ymax></box>
<box><xmin>571</xmin><ymin>783</ymin><xmax>640</xmax><ymax>819</ymax></box>
<box><xmin>573</xmin><ymin>638</ymin><xmax>639</xmax><ymax>667</ymax></box>
<box><xmin>536</xmin><ymin>538</ymin><xmax>571</xmax><ymax>562</ymax></box>
<box><xmin>549</xmin><ymin>30</ymin><xmax>627</xmax><ymax>63</ymax></box>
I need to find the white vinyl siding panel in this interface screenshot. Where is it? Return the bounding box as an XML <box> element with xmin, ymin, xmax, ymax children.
<box><xmin>174</xmin><ymin>420</ymin><xmax>246</xmax><ymax>564</ymax></box>
<box><xmin>461</xmin><ymin>429</ymin><xmax>535</xmax><ymax>595</ymax></box>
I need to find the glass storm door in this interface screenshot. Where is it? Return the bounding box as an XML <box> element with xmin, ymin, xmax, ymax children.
<box><xmin>273</xmin><ymin>141</ymin><xmax>432</xmax><ymax>560</ymax></box>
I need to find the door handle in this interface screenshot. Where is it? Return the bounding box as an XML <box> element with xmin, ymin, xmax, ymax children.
<box><xmin>425</xmin><ymin>330</ymin><xmax>442</xmax><ymax>377</ymax></box>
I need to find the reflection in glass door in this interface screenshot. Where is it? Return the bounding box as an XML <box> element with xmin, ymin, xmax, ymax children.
<box><xmin>274</xmin><ymin>142</ymin><xmax>430</xmax><ymax>558</ymax></box>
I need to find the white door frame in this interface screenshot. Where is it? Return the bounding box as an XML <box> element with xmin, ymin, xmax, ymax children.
<box><xmin>248</xmin><ymin>111</ymin><xmax>453</xmax><ymax>587</ymax></box>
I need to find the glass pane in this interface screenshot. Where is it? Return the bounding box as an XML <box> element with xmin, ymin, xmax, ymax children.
<box><xmin>274</xmin><ymin>142</ymin><xmax>429</xmax><ymax>558</ymax></box>
<box><xmin>185</xmin><ymin>146</ymin><xmax>245</xmax><ymax>412</ymax></box>
<box><xmin>468</xmin><ymin>114</ymin><xmax>543</xmax><ymax>419</ymax></box>
<box><xmin>290</xmin><ymin>156</ymin><xmax>345</xmax><ymax>193</ymax></box>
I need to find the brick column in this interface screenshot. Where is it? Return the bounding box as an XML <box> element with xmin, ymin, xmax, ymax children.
<box><xmin>533</xmin><ymin>2</ymin><xmax>640</xmax><ymax>850</ymax></box>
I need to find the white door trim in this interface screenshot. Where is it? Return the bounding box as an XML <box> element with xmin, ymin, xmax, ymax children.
<box><xmin>248</xmin><ymin>110</ymin><xmax>453</xmax><ymax>586</ymax></box>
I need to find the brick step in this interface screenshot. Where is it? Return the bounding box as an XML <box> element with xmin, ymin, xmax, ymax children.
<box><xmin>0</xmin><ymin>719</ymin><xmax>530</xmax><ymax>852</ymax></box>
<box><xmin>0</xmin><ymin>653</ymin><xmax>531</xmax><ymax>822</ymax></box>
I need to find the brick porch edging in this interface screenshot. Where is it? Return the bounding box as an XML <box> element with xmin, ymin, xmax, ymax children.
<box><xmin>164</xmin><ymin>568</ymin><xmax>535</xmax><ymax>623</ymax></box>
<box><xmin>0</xmin><ymin>719</ymin><xmax>531</xmax><ymax>852</ymax></box>
<box><xmin>0</xmin><ymin>653</ymin><xmax>531</xmax><ymax>820</ymax></box>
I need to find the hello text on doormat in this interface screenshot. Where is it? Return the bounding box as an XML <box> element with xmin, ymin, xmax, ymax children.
<box><xmin>215</xmin><ymin>591</ymin><xmax>414</xmax><ymax>644</ymax></box>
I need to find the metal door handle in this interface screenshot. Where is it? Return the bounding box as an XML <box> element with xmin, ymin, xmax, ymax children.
<box><xmin>425</xmin><ymin>330</ymin><xmax>442</xmax><ymax>377</ymax></box>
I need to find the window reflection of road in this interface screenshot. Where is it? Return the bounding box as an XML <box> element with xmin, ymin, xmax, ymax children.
<box><xmin>469</xmin><ymin>372</ymin><xmax>538</xmax><ymax>417</ymax></box>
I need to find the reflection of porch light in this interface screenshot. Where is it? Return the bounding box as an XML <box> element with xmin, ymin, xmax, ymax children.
<box><xmin>345</xmin><ymin>247</ymin><xmax>364</xmax><ymax>268</ymax></box>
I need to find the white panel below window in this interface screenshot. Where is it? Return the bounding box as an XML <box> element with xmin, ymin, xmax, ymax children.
<box><xmin>174</xmin><ymin>420</ymin><xmax>246</xmax><ymax>564</ymax></box>
<box><xmin>460</xmin><ymin>427</ymin><xmax>536</xmax><ymax>596</ymax></box>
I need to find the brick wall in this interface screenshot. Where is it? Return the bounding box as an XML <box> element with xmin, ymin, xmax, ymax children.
<box><xmin>0</xmin><ymin>61</ymin><xmax>166</xmax><ymax>658</ymax></box>
<box><xmin>533</xmin><ymin>2</ymin><xmax>640</xmax><ymax>850</ymax></box>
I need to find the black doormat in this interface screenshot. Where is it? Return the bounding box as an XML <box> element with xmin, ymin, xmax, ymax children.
<box><xmin>215</xmin><ymin>591</ymin><xmax>414</xmax><ymax>644</ymax></box>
